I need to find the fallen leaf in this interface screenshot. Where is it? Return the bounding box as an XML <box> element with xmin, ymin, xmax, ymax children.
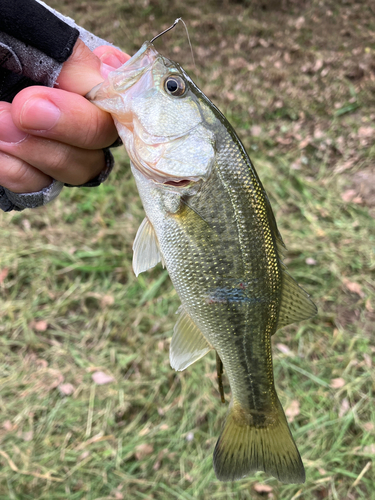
<box><xmin>305</xmin><ymin>257</ymin><xmax>317</xmax><ymax>265</ymax></box>
<box><xmin>285</xmin><ymin>400</ymin><xmax>300</xmax><ymax>422</ymax></box>
<box><xmin>339</xmin><ymin>398</ymin><xmax>350</xmax><ymax>418</ymax></box>
<box><xmin>363</xmin><ymin>444</ymin><xmax>375</xmax><ymax>454</ymax></box>
<box><xmin>78</xmin><ymin>451</ymin><xmax>90</xmax><ymax>461</ymax></box>
<box><xmin>365</xmin><ymin>299</ymin><xmax>373</xmax><ymax>312</ymax></box>
<box><xmin>313</xmin><ymin>59</ymin><xmax>323</xmax><ymax>72</ymax></box>
<box><xmin>135</xmin><ymin>443</ymin><xmax>154</xmax><ymax>460</ymax></box>
<box><xmin>139</xmin><ymin>426</ymin><xmax>150</xmax><ymax>437</ymax></box>
<box><xmin>357</xmin><ymin>127</ymin><xmax>374</xmax><ymax>138</ymax></box>
<box><xmin>363</xmin><ymin>353</ymin><xmax>372</xmax><ymax>368</ymax></box>
<box><xmin>276</xmin><ymin>343</ymin><xmax>293</xmax><ymax>356</ymax></box>
<box><xmin>58</xmin><ymin>383</ymin><xmax>75</xmax><ymax>396</ymax></box>
<box><xmin>295</xmin><ymin>16</ymin><xmax>305</xmax><ymax>29</ymax></box>
<box><xmin>34</xmin><ymin>320</ymin><xmax>48</xmax><ymax>332</ymax></box>
<box><xmin>334</xmin><ymin>159</ymin><xmax>355</xmax><ymax>174</ymax></box>
<box><xmin>352</xmin><ymin>196</ymin><xmax>363</xmax><ymax>204</ymax></box>
<box><xmin>3</xmin><ymin>420</ymin><xmax>13</xmax><ymax>432</ymax></box>
<box><xmin>22</xmin><ymin>219</ymin><xmax>31</xmax><ymax>231</ymax></box>
<box><xmin>251</xmin><ymin>125</ymin><xmax>262</xmax><ymax>137</ymax></box>
<box><xmin>343</xmin><ymin>279</ymin><xmax>365</xmax><ymax>298</ymax></box>
<box><xmin>298</xmin><ymin>138</ymin><xmax>311</xmax><ymax>149</ymax></box>
<box><xmin>101</xmin><ymin>295</ymin><xmax>115</xmax><ymax>307</ymax></box>
<box><xmin>363</xmin><ymin>422</ymin><xmax>374</xmax><ymax>432</ymax></box>
<box><xmin>254</xmin><ymin>483</ymin><xmax>273</xmax><ymax>493</ymax></box>
<box><xmin>330</xmin><ymin>377</ymin><xmax>345</xmax><ymax>389</ymax></box>
<box><xmin>91</xmin><ymin>371</ymin><xmax>115</xmax><ymax>385</ymax></box>
<box><xmin>341</xmin><ymin>189</ymin><xmax>357</xmax><ymax>202</ymax></box>
<box><xmin>0</xmin><ymin>268</ymin><xmax>9</xmax><ymax>284</ymax></box>
<box><xmin>22</xmin><ymin>431</ymin><xmax>33</xmax><ymax>442</ymax></box>
<box><xmin>153</xmin><ymin>450</ymin><xmax>165</xmax><ymax>471</ymax></box>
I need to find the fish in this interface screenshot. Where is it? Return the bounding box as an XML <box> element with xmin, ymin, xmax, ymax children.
<box><xmin>87</xmin><ymin>39</ymin><xmax>317</xmax><ymax>483</ymax></box>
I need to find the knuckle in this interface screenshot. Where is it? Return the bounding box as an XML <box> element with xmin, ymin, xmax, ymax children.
<box><xmin>82</xmin><ymin>110</ymin><xmax>102</xmax><ymax>148</ymax></box>
<box><xmin>49</xmin><ymin>145</ymin><xmax>70</xmax><ymax>172</ymax></box>
<box><xmin>0</xmin><ymin>152</ymin><xmax>32</xmax><ymax>191</ymax></box>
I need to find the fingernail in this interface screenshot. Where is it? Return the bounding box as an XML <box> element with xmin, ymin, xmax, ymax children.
<box><xmin>0</xmin><ymin>110</ymin><xmax>28</xmax><ymax>143</ymax></box>
<box><xmin>20</xmin><ymin>98</ymin><xmax>61</xmax><ymax>131</ymax></box>
<box><xmin>99</xmin><ymin>52</ymin><xmax>125</xmax><ymax>79</ymax></box>
<box><xmin>99</xmin><ymin>52</ymin><xmax>124</xmax><ymax>69</ymax></box>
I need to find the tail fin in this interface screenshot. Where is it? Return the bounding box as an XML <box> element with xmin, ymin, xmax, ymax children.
<box><xmin>213</xmin><ymin>397</ymin><xmax>305</xmax><ymax>484</ymax></box>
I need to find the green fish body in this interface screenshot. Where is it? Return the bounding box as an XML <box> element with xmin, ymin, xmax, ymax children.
<box><xmin>87</xmin><ymin>42</ymin><xmax>317</xmax><ymax>483</ymax></box>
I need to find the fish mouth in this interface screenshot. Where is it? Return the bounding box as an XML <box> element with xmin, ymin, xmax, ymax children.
<box><xmin>136</xmin><ymin>160</ymin><xmax>201</xmax><ymax>188</ymax></box>
<box><xmin>163</xmin><ymin>179</ymin><xmax>192</xmax><ymax>187</ymax></box>
<box><xmin>125</xmin><ymin>121</ymin><xmax>207</xmax><ymax>189</ymax></box>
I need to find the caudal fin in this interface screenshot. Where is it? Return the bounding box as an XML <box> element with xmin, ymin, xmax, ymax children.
<box><xmin>213</xmin><ymin>397</ymin><xmax>305</xmax><ymax>483</ymax></box>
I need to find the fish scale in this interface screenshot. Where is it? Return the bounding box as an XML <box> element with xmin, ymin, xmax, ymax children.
<box><xmin>88</xmin><ymin>40</ymin><xmax>317</xmax><ymax>484</ymax></box>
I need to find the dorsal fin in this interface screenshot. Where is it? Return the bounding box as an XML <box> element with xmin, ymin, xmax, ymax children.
<box><xmin>132</xmin><ymin>217</ymin><xmax>164</xmax><ymax>277</ymax></box>
<box><xmin>277</xmin><ymin>270</ymin><xmax>317</xmax><ymax>331</ymax></box>
<box><xmin>170</xmin><ymin>307</ymin><xmax>213</xmax><ymax>371</ymax></box>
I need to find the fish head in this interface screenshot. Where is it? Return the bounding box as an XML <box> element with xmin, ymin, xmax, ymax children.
<box><xmin>87</xmin><ymin>42</ymin><xmax>216</xmax><ymax>190</ymax></box>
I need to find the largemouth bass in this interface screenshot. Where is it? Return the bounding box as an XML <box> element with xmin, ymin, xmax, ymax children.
<box><xmin>87</xmin><ymin>40</ymin><xmax>317</xmax><ymax>483</ymax></box>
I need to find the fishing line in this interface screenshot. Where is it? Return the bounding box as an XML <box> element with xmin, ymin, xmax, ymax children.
<box><xmin>179</xmin><ymin>18</ymin><xmax>196</xmax><ymax>69</ymax></box>
<box><xmin>150</xmin><ymin>18</ymin><xmax>196</xmax><ymax>69</ymax></box>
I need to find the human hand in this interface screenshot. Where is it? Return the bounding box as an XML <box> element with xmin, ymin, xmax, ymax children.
<box><xmin>0</xmin><ymin>39</ymin><xmax>130</xmax><ymax>194</ymax></box>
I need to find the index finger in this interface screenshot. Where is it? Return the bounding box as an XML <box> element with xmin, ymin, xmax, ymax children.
<box><xmin>56</xmin><ymin>39</ymin><xmax>130</xmax><ymax>96</ymax></box>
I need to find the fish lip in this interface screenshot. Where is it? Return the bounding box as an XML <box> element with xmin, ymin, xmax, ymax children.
<box><xmin>135</xmin><ymin>160</ymin><xmax>203</xmax><ymax>187</ymax></box>
<box><xmin>87</xmin><ymin>42</ymin><xmax>161</xmax><ymax>101</ymax></box>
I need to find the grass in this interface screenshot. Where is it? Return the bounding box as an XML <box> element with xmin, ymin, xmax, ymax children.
<box><xmin>1</xmin><ymin>0</ymin><xmax>375</xmax><ymax>498</ymax></box>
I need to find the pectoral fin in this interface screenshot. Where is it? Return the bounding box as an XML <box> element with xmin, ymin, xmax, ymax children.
<box><xmin>132</xmin><ymin>217</ymin><xmax>165</xmax><ymax>277</ymax></box>
<box><xmin>276</xmin><ymin>271</ymin><xmax>317</xmax><ymax>331</ymax></box>
<box><xmin>170</xmin><ymin>308</ymin><xmax>213</xmax><ymax>371</ymax></box>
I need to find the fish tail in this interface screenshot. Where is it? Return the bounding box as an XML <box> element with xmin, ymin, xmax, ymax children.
<box><xmin>213</xmin><ymin>397</ymin><xmax>305</xmax><ymax>483</ymax></box>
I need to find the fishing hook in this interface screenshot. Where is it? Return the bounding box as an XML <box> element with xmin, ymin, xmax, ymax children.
<box><xmin>150</xmin><ymin>18</ymin><xmax>196</xmax><ymax>68</ymax></box>
<box><xmin>150</xmin><ymin>18</ymin><xmax>181</xmax><ymax>43</ymax></box>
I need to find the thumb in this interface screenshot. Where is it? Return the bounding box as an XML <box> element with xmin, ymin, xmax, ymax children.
<box><xmin>56</xmin><ymin>39</ymin><xmax>130</xmax><ymax>96</ymax></box>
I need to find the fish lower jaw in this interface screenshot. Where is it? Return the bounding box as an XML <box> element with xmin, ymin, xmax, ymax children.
<box><xmin>131</xmin><ymin>161</ymin><xmax>202</xmax><ymax>190</ymax></box>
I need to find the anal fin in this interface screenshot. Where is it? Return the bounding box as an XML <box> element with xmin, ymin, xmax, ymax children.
<box><xmin>132</xmin><ymin>217</ymin><xmax>165</xmax><ymax>277</ymax></box>
<box><xmin>170</xmin><ymin>308</ymin><xmax>213</xmax><ymax>371</ymax></box>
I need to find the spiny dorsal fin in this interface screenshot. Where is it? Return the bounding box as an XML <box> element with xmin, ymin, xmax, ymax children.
<box><xmin>170</xmin><ymin>307</ymin><xmax>213</xmax><ymax>371</ymax></box>
<box><xmin>277</xmin><ymin>270</ymin><xmax>317</xmax><ymax>330</ymax></box>
<box><xmin>132</xmin><ymin>217</ymin><xmax>164</xmax><ymax>277</ymax></box>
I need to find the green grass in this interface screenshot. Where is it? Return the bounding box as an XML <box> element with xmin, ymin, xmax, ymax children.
<box><xmin>1</xmin><ymin>0</ymin><xmax>375</xmax><ymax>498</ymax></box>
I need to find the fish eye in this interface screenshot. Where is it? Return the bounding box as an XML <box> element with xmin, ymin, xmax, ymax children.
<box><xmin>164</xmin><ymin>75</ymin><xmax>186</xmax><ymax>96</ymax></box>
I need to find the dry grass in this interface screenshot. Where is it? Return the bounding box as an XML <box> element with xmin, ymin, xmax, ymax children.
<box><xmin>0</xmin><ymin>0</ymin><xmax>374</xmax><ymax>498</ymax></box>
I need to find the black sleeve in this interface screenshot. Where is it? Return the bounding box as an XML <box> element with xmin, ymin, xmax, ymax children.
<box><xmin>0</xmin><ymin>0</ymin><xmax>79</xmax><ymax>62</ymax></box>
<box><xmin>0</xmin><ymin>0</ymin><xmax>80</xmax><ymax>102</ymax></box>
<box><xmin>0</xmin><ymin>1</ymin><xmax>117</xmax><ymax>211</ymax></box>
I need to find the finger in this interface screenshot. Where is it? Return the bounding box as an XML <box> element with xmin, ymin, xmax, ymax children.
<box><xmin>0</xmin><ymin>104</ymin><xmax>51</xmax><ymax>192</ymax></box>
<box><xmin>0</xmin><ymin>150</ymin><xmax>52</xmax><ymax>193</ymax></box>
<box><xmin>93</xmin><ymin>46</ymin><xmax>131</xmax><ymax>79</ymax></box>
<box><xmin>11</xmin><ymin>87</ymin><xmax>118</xmax><ymax>149</ymax></box>
<box><xmin>57</xmin><ymin>39</ymin><xmax>130</xmax><ymax>95</ymax></box>
<box><xmin>0</xmin><ymin>136</ymin><xmax>105</xmax><ymax>187</ymax></box>
<box><xmin>0</xmin><ymin>104</ymin><xmax>105</xmax><ymax>186</ymax></box>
